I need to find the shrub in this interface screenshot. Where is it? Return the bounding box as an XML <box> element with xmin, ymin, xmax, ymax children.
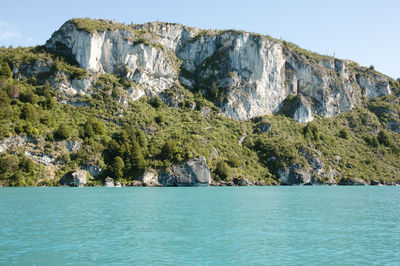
<box><xmin>338</xmin><ymin>128</ymin><xmax>349</xmax><ymax>139</ymax></box>
<box><xmin>21</xmin><ymin>103</ymin><xmax>36</xmax><ymax>121</ymax></box>
<box><xmin>6</xmin><ymin>84</ymin><xmax>20</xmax><ymax>99</ymax></box>
<box><xmin>214</xmin><ymin>161</ymin><xmax>230</xmax><ymax>180</ymax></box>
<box><xmin>54</xmin><ymin>123</ymin><xmax>70</xmax><ymax>140</ymax></box>
<box><xmin>155</xmin><ymin>114</ymin><xmax>165</xmax><ymax>124</ymax></box>
<box><xmin>92</xmin><ymin>120</ymin><xmax>104</xmax><ymax>135</ymax></box>
<box><xmin>378</xmin><ymin>130</ymin><xmax>391</xmax><ymax>146</ymax></box>
<box><xmin>303</xmin><ymin>122</ymin><xmax>320</xmax><ymax>141</ymax></box>
<box><xmin>364</xmin><ymin>134</ymin><xmax>379</xmax><ymax>147</ymax></box>
<box><xmin>227</xmin><ymin>152</ymin><xmax>241</xmax><ymax>167</ymax></box>
<box><xmin>160</xmin><ymin>140</ymin><xmax>177</xmax><ymax>161</ymax></box>
<box><xmin>0</xmin><ymin>63</ymin><xmax>12</xmax><ymax>79</ymax></box>
<box><xmin>20</xmin><ymin>88</ymin><xmax>37</xmax><ymax>104</ymax></box>
<box><xmin>149</xmin><ymin>96</ymin><xmax>162</xmax><ymax>108</ymax></box>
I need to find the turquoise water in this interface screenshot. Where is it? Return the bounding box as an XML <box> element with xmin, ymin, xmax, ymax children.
<box><xmin>0</xmin><ymin>187</ymin><xmax>399</xmax><ymax>265</ymax></box>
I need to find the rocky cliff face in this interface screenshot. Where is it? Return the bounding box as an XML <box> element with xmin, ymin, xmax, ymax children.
<box><xmin>45</xmin><ymin>19</ymin><xmax>392</xmax><ymax>122</ymax></box>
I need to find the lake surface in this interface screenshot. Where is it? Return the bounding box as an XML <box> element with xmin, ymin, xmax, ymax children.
<box><xmin>0</xmin><ymin>187</ymin><xmax>399</xmax><ymax>265</ymax></box>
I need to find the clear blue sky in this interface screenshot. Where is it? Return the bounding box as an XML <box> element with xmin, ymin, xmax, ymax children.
<box><xmin>1</xmin><ymin>0</ymin><xmax>399</xmax><ymax>78</ymax></box>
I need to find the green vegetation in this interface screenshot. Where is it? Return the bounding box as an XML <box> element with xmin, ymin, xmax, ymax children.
<box><xmin>1</xmin><ymin>21</ymin><xmax>400</xmax><ymax>186</ymax></box>
<box><xmin>70</xmin><ymin>18</ymin><xmax>133</xmax><ymax>33</ymax></box>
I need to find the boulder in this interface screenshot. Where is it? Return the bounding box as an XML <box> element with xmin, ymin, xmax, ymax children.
<box><xmin>279</xmin><ymin>94</ymin><xmax>314</xmax><ymax>123</ymax></box>
<box><xmin>234</xmin><ymin>178</ymin><xmax>249</xmax><ymax>186</ymax></box>
<box><xmin>140</xmin><ymin>169</ymin><xmax>161</xmax><ymax>187</ymax></box>
<box><xmin>370</xmin><ymin>179</ymin><xmax>381</xmax><ymax>186</ymax></box>
<box><xmin>104</xmin><ymin>177</ymin><xmax>115</xmax><ymax>187</ymax></box>
<box><xmin>130</xmin><ymin>180</ymin><xmax>143</xmax><ymax>187</ymax></box>
<box><xmin>301</xmin><ymin>149</ymin><xmax>324</xmax><ymax>175</ymax></box>
<box><xmin>278</xmin><ymin>164</ymin><xmax>312</xmax><ymax>185</ymax></box>
<box><xmin>339</xmin><ymin>177</ymin><xmax>368</xmax><ymax>186</ymax></box>
<box><xmin>83</xmin><ymin>164</ymin><xmax>103</xmax><ymax>177</ymax></box>
<box><xmin>59</xmin><ymin>170</ymin><xmax>87</xmax><ymax>187</ymax></box>
<box><xmin>158</xmin><ymin>156</ymin><xmax>211</xmax><ymax>186</ymax></box>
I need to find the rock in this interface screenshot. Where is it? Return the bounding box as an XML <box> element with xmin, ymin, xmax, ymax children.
<box><xmin>130</xmin><ymin>180</ymin><xmax>143</xmax><ymax>187</ymax></box>
<box><xmin>234</xmin><ymin>178</ymin><xmax>249</xmax><ymax>186</ymax></box>
<box><xmin>65</xmin><ymin>140</ymin><xmax>81</xmax><ymax>152</ymax></box>
<box><xmin>200</xmin><ymin>107</ymin><xmax>212</xmax><ymax>118</ymax></box>
<box><xmin>115</xmin><ymin>182</ymin><xmax>122</xmax><ymax>187</ymax></box>
<box><xmin>59</xmin><ymin>170</ymin><xmax>87</xmax><ymax>187</ymax></box>
<box><xmin>370</xmin><ymin>179</ymin><xmax>381</xmax><ymax>186</ymax></box>
<box><xmin>334</xmin><ymin>155</ymin><xmax>342</xmax><ymax>163</ymax></box>
<box><xmin>140</xmin><ymin>169</ymin><xmax>162</xmax><ymax>187</ymax></box>
<box><xmin>387</xmin><ymin>120</ymin><xmax>400</xmax><ymax>133</ymax></box>
<box><xmin>278</xmin><ymin>164</ymin><xmax>313</xmax><ymax>185</ymax></box>
<box><xmin>45</xmin><ymin>19</ymin><xmax>392</xmax><ymax>122</ymax></box>
<box><xmin>24</xmin><ymin>151</ymin><xmax>56</xmax><ymax>166</ymax></box>
<box><xmin>46</xmin><ymin>20</ymin><xmax>178</xmax><ymax>97</ymax></box>
<box><xmin>104</xmin><ymin>177</ymin><xmax>115</xmax><ymax>187</ymax></box>
<box><xmin>301</xmin><ymin>149</ymin><xmax>324</xmax><ymax>174</ymax></box>
<box><xmin>0</xmin><ymin>136</ymin><xmax>27</xmax><ymax>153</ymax></box>
<box><xmin>324</xmin><ymin>167</ymin><xmax>339</xmax><ymax>185</ymax></box>
<box><xmin>158</xmin><ymin>156</ymin><xmax>211</xmax><ymax>186</ymax></box>
<box><xmin>356</xmin><ymin>74</ymin><xmax>391</xmax><ymax>98</ymax></box>
<box><xmin>280</xmin><ymin>94</ymin><xmax>314</xmax><ymax>123</ymax></box>
<box><xmin>339</xmin><ymin>177</ymin><xmax>368</xmax><ymax>186</ymax></box>
<box><xmin>83</xmin><ymin>164</ymin><xmax>103</xmax><ymax>177</ymax></box>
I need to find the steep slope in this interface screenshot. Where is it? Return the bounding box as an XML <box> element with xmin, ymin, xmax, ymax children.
<box><xmin>45</xmin><ymin>18</ymin><xmax>391</xmax><ymax>121</ymax></box>
<box><xmin>0</xmin><ymin>18</ymin><xmax>400</xmax><ymax>187</ymax></box>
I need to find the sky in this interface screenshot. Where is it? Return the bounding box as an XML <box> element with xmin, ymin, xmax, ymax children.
<box><xmin>0</xmin><ymin>0</ymin><xmax>399</xmax><ymax>78</ymax></box>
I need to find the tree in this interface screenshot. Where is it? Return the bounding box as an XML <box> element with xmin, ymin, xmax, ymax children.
<box><xmin>303</xmin><ymin>122</ymin><xmax>320</xmax><ymax>141</ymax></box>
<box><xmin>0</xmin><ymin>63</ymin><xmax>12</xmax><ymax>79</ymax></box>
<box><xmin>160</xmin><ymin>140</ymin><xmax>177</xmax><ymax>161</ymax></box>
<box><xmin>149</xmin><ymin>96</ymin><xmax>162</xmax><ymax>108</ymax></box>
<box><xmin>214</xmin><ymin>161</ymin><xmax>230</xmax><ymax>180</ymax></box>
<box><xmin>92</xmin><ymin>120</ymin><xmax>104</xmax><ymax>135</ymax></box>
<box><xmin>0</xmin><ymin>89</ymin><xmax>10</xmax><ymax>107</ymax></box>
<box><xmin>54</xmin><ymin>123</ymin><xmax>70</xmax><ymax>140</ymax></box>
<box><xmin>111</xmin><ymin>156</ymin><xmax>124</xmax><ymax>181</ymax></box>
<box><xmin>378</xmin><ymin>130</ymin><xmax>391</xmax><ymax>146</ymax></box>
<box><xmin>21</xmin><ymin>88</ymin><xmax>37</xmax><ymax>104</ymax></box>
<box><xmin>19</xmin><ymin>155</ymin><xmax>35</xmax><ymax>173</ymax></box>
<box><xmin>227</xmin><ymin>152</ymin><xmax>241</xmax><ymax>167</ymax></box>
<box><xmin>84</xmin><ymin>122</ymin><xmax>94</xmax><ymax>138</ymax></box>
<box><xmin>130</xmin><ymin>141</ymin><xmax>146</xmax><ymax>173</ymax></box>
<box><xmin>21</xmin><ymin>103</ymin><xmax>36</xmax><ymax>121</ymax></box>
<box><xmin>338</xmin><ymin>128</ymin><xmax>349</xmax><ymax>139</ymax></box>
<box><xmin>6</xmin><ymin>84</ymin><xmax>20</xmax><ymax>99</ymax></box>
<box><xmin>38</xmin><ymin>81</ymin><xmax>54</xmax><ymax>109</ymax></box>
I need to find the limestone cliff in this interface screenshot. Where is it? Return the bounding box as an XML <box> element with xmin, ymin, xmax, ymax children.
<box><xmin>45</xmin><ymin>18</ymin><xmax>392</xmax><ymax>122</ymax></box>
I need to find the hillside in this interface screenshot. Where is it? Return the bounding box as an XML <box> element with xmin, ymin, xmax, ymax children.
<box><xmin>0</xmin><ymin>18</ymin><xmax>400</xmax><ymax>186</ymax></box>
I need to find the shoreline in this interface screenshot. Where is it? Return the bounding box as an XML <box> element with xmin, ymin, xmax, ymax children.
<box><xmin>1</xmin><ymin>183</ymin><xmax>399</xmax><ymax>188</ymax></box>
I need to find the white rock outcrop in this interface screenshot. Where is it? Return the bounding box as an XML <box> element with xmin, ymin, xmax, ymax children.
<box><xmin>45</xmin><ymin>19</ymin><xmax>393</xmax><ymax>122</ymax></box>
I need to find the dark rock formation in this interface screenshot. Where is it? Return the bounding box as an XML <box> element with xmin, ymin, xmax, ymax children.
<box><xmin>339</xmin><ymin>177</ymin><xmax>368</xmax><ymax>186</ymax></box>
<box><xmin>158</xmin><ymin>156</ymin><xmax>211</xmax><ymax>186</ymax></box>
<box><xmin>59</xmin><ymin>170</ymin><xmax>87</xmax><ymax>187</ymax></box>
<box><xmin>277</xmin><ymin>164</ymin><xmax>313</xmax><ymax>185</ymax></box>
